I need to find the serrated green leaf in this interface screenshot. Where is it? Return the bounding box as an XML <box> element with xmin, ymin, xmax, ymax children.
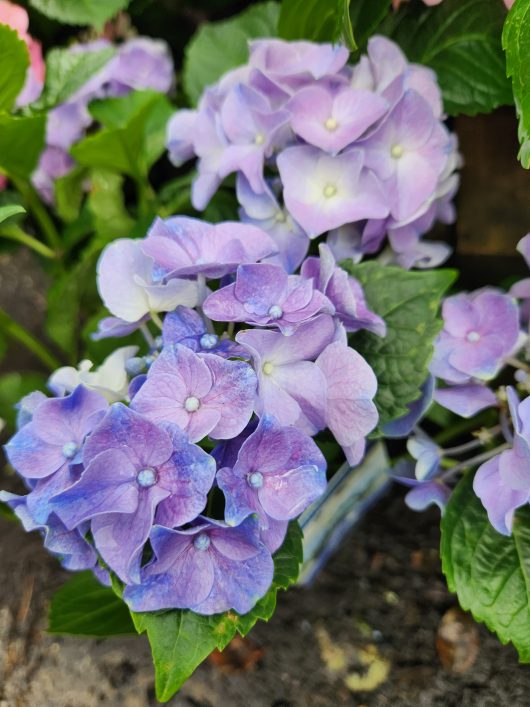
<box><xmin>0</xmin><ymin>115</ymin><xmax>46</xmax><ymax>180</ymax></box>
<box><xmin>183</xmin><ymin>2</ymin><xmax>280</xmax><ymax>106</ymax></box>
<box><xmin>132</xmin><ymin>521</ymin><xmax>303</xmax><ymax>702</ymax></box>
<box><xmin>48</xmin><ymin>571</ymin><xmax>136</xmax><ymax>636</ymax></box>
<box><xmin>279</xmin><ymin>0</ymin><xmax>355</xmax><ymax>49</ymax></box>
<box><xmin>71</xmin><ymin>91</ymin><xmax>173</xmax><ymax>179</ymax></box>
<box><xmin>349</xmin><ymin>0</ymin><xmax>391</xmax><ymax>51</ymax></box>
<box><xmin>344</xmin><ymin>261</ymin><xmax>456</xmax><ymax>428</ymax></box>
<box><xmin>35</xmin><ymin>46</ymin><xmax>115</xmax><ymax>110</ymax></box>
<box><xmin>0</xmin><ymin>204</ymin><xmax>26</xmax><ymax>224</ymax></box>
<box><xmin>382</xmin><ymin>0</ymin><xmax>512</xmax><ymax>116</ymax></box>
<box><xmin>441</xmin><ymin>471</ymin><xmax>530</xmax><ymax>662</ymax></box>
<box><xmin>0</xmin><ymin>24</ymin><xmax>29</xmax><ymax>112</ymax></box>
<box><xmin>29</xmin><ymin>0</ymin><xmax>130</xmax><ymax>28</ymax></box>
<box><xmin>503</xmin><ymin>0</ymin><xmax>530</xmax><ymax>168</ymax></box>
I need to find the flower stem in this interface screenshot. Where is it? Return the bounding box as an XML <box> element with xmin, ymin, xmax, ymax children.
<box><xmin>0</xmin><ymin>307</ymin><xmax>60</xmax><ymax>371</ymax></box>
<box><xmin>440</xmin><ymin>443</ymin><xmax>510</xmax><ymax>482</ymax></box>
<box><xmin>150</xmin><ymin>312</ymin><xmax>164</xmax><ymax>331</ymax></box>
<box><xmin>140</xmin><ymin>323</ymin><xmax>155</xmax><ymax>348</ymax></box>
<box><xmin>506</xmin><ymin>356</ymin><xmax>530</xmax><ymax>373</ymax></box>
<box><xmin>443</xmin><ymin>424</ymin><xmax>502</xmax><ymax>456</ymax></box>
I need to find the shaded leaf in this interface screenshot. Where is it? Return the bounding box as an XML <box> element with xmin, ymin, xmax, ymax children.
<box><xmin>0</xmin><ymin>115</ymin><xmax>46</xmax><ymax>179</ymax></box>
<box><xmin>29</xmin><ymin>0</ymin><xmax>130</xmax><ymax>29</ymax></box>
<box><xmin>0</xmin><ymin>24</ymin><xmax>29</xmax><ymax>111</ymax></box>
<box><xmin>441</xmin><ymin>471</ymin><xmax>530</xmax><ymax>662</ymax></box>
<box><xmin>503</xmin><ymin>0</ymin><xmax>530</xmax><ymax>167</ymax></box>
<box><xmin>344</xmin><ymin>261</ymin><xmax>456</xmax><ymax>428</ymax></box>
<box><xmin>279</xmin><ymin>0</ymin><xmax>355</xmax><ymax>49</ymax></box>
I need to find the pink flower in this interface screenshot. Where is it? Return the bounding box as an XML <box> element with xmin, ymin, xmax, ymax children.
<box><xmin>0</xmin><ymin>0</ymin><xmax>45</xmax><ymax>106</ymax></box>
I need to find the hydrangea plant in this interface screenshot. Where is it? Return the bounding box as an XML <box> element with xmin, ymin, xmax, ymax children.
<box><xmin>1</xmin><ymin>0</ymin><xmax>530</xmax><ymax>700</ymax></box>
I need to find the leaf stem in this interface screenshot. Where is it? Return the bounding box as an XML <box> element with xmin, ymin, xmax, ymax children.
<box><xmin>0</xmin><ymin>224</ymin><xmax>56</xmax><ymax>259</ymax></box>
<box><xmin>11</xmin><ymin>176</ymin><xmax>61</xmax><ymax>253</ymax></box>
<box><xmin>0</xmin><ymin>307</ymin><xmax>60</xmax><ymax>371</ymax></box>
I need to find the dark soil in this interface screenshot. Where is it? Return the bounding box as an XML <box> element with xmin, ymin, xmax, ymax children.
<box><xmin>1</xmin><ymin>484</ymin><xmax>529</xmax><ymax>707</ymax></box>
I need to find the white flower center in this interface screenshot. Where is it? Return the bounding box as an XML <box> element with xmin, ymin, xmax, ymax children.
<box><xmin>467</xmin><ymin>331</ymin><xmax>481</xmax><ymax>343</ymax></box>
<box><xmin>200</xmin><ymin>333</ymin><xmax>218</xmax><ymax>350</ymax></box>
<box><xmin>137</xmin><ymin>468</ymin><xmax>157</xmax><ymax>488</ymax></box>
<box><xmin>62</xmin><ymin>442</ymin><xmax>78</xmax><ymax>459</ymax></box>
<box><xmin>391</xmin><ymin>144</ymin><xmax>404</xmax><ymax>159</ymax></box>
<box><xmin>255</xmin><ymin>132</ymin><xmax>266</xmax><ymax>146</ymax></box>
<box><xmin>248</xmin><ymin>471</ymin><xmax>264</xmax><ymax>489</ymax></box>
<box><xmin>324</xmin><ymin>117</ymin><xmax>338</xmax><ymax>131</ymax></box>
<box><xmin>185</xmin><ymin>396</ymin><xmax>201</xmax><ymax>412</ymax></box>
<box><xmin>194</xmin><ymin>533</ymin><xmax>211</xmax><ymax>551</ymax></box>
<box><xmin>268</xmin><ymin>305</ymin><xmax>283</xmax><ymax>320</ymax></box>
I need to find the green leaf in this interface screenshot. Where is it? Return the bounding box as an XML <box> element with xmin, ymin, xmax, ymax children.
<box><xmin>0</xmin><ymin>204</ymin><xmax>26</xmax><ymax>224</ymax></box>
<box><xmin>133</xmin><ymin>521</ymin><xmax>303</xmax><ymax>702</ymax></box>
<box><xmin>87</xmin><ymin>169</ymin><xmax>134</xmax><ymax>247</ymax></box>
<box><xmin>0</xmin><ymin>24</ymin><xmax>29</xmax><ymax>111</ymax></box>
<box><xmin>35</xmin><ymin>46</ymin><xmax>115</xmax><ymax>110</ymax></box>
<box><xmin>344</xmin><ymin>261</ymin><xmax>456</xmax><ymax>428</ymax></box>
<box><xmin>349</xmin><ymin>0</ymin><xmax>391</xmax><ymax>51</ymax></box>
<box><xmin>0</xmin><ymin>371</ymin><xmax>46</xmax><ymax>430</ymax></box>
<box><xmin>29</xmin><ymin>0</ymin><xmax>130</xmax><ymax>28</ymax></box>
<box><xmin>71</xmin><ymin>91</ymin><xmax>173</xmax><ymax>179</ymax></box>
<box><xmin>48</xmin><ymin>571</ymin><xmax>136</xmax><ymax>636</ymax></box>
<box><xmin>183</xmin><ymin>2</ymin><xmax>280</xmax><ymax>106</ymax></box>
<box><xmin>279</xmin><ymin>0</ymin><xmax>355</xmax><ymax>49</ymax></box>
<box><xmin>0</xmin><ymin>115</ymin><xmax>46</xmax><ymax>180</ymax></box>
<box><xmin>55</xmin><ymin>167</ymin><xmax>86</xmax><ymax>223</ymax></box>
<box><xmin>503</xmin><ymin>0</ymin><xmax>530</xmax><ymax>168</ymax></box>
<box><xmin>441</xmin><ymin>471</ymin><xmax>530</xmax><ymax>662</ymax></box>
<box><xmin>382</xmin><ymin>0</ymin><xmax>512</xmax><ymax>116</ymax></box>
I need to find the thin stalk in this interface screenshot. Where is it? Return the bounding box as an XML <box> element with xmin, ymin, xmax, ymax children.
<box><xmin>11</xmin><ymin>177</ymin><xmax>61</xmax><ymax>253</ymax></box>
<box><xmin>140</xmin><ymin>323</ymin><xmax>155</xmax><ymax>348</ymax></box>
<box><xmin>506</xmin><ymin>356</ymin><xmax>530</xmax><ymax>373</ymax></box>
<box><xmin>150</xmin><ymin>312</ymin><xmax>164</xmax><ymax>332</ymax></box>
<box><xmin>440</xmin><ymin>443</ymin><xmax>510</xmax><ymax>482</ymax></box>
<box><xmin>443</xmin><ymin>424</ymin><xmax>502</xmax><ymax>456</ymax></box>
<box><xmin>0</xmin><ymin>307</ymin><xmax>60</xmax><ymax>371</ymax></box>
<box><xmin>226</xmin><ymin>321</ymin><xmax>235</xmax><ymax>338</ymax></box>
<box><xmin>0</xmin><ymin>225</ymin><xmax>56</xmax><ymax>259</ymax></box>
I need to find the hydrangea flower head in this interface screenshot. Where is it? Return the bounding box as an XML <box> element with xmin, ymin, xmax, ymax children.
<box><xmin>430</xmin><ymin>289</ymin><xmax>522</xmax><ymax>384</ymax></box>
<box><xmin>123</xmin><ymin>516</ymin><xmax>274</xmax><ymax>615</ymax></box>
<box><xmin>474</xmin><ymin>388</ymin><xmax>530</xmax><ymax>535</ymax></box>
<box><xmin>131</xmin><ymin>344</ymin><xmax>257</xmax><ymax>442</ymax></box>
<box><xmin>203</xmin><ymin>263</ymin><xmax>334</xmax><ymax>335</ymax></box>
<box><xmin>217</xmin><ymin>415</ymin><xmax>327</xmax><ymax>551</ymax></box>
<box><xmin>52</xmin><ymin>404</ymin><xmax>216</xmax><ymax>582</ymax></box>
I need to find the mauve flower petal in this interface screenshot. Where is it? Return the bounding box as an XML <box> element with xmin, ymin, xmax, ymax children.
<box><xmin>474</xmin><ymin>455</ymin><xmax>529</xmax><ymax>536</ymax></box>
<box><xmin>52</xmin><ymin>448</ymin><xmax>139</xmax><ymax>529</ymax></box>
<box><xmin>405</xmin><ymin>481</ymin><xmax>450</xmax><ymax>514</ymax></box>
<box><xmin>5</xmin><ymin>424</ymin><xmax>66</xmax><ymax>480</ymax></box>
<box><xmin>433</xmin><ymin>384</ymin><xmax>497</xmax><ymax>418</ymax></box>
<box><xmin>97</xmin><ymin>239</ymin><xmax>152</xmax><ymax>322</ymax></box>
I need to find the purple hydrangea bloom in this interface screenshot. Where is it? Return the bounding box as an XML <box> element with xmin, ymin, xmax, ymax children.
<box><xmin>430</xmin><ymin>289</ymin><xmax>522</xmax><ymax>384</ymax></box>
<box><xmin>203</xmin><ymin>263</ymin><xmax>333</xmax><ymax>335</ymax></box>
<box><xmin>5</xmin><ymin>385</ymin><xmax>107</xmax><ymax>481</ymax></box>
<box><xmin>433</xmin><ymin>383</ymin><xmax>497</xmax><ymax>419</ymax></box>
<box><xmin>301</xmin><ymin>244</ymin><xmax>386</xmax><ymax>336</ymax></box>
<box><xmin>0</xmin><ymin>494</ymin><xmax>97</xmax><ymax>571</ymax></box>
<box><xmin>407</xmin><ymin>433</ymin><xmax>441</xmax><ymax>481</ymax></box>
<box><xmin>237</xmin><ymin>174</ymin><xmax>309</xmax><ymax>273</ymax></box>
<box><xmin>131</xmin><ymin>344</ymin><xmax>257</xmax><ymax>443</ymax></box>
<box><xmin>360</xmin><ymin>90</ymin><xmax>451</xmax><ymax>222</ymax></box>
<box><xmin>249</xmin><ymin>39</ymin><xmax>350</xmax><ymax>90</ymax></box>
<box><xmin>52</xmin><ymin>404</ymin><xmax>216</xmax><ymax>582</ymax></box>
<box><xmin>97</xmin><ymin>238</ymin><xmax>199</xmax><ymax>323</ymax></box>
<box><xmin>217</xmin><ymin>416</ymin><xmax>326</xmax><ymax>551</ymax></box>
<box><xmin>123</xmin><ymin>516</ymin><xmax>274</xmax><ymax>615</ymax></box>
<box><xmin>162</xmin><ymin>306</ymin><xmax>245</xmax><ymax>358</ymax></box>
<box><xmin>106</xmin><ymin>38</ymin><xmax>174</xmax><ymax>95</ymax></box>
<box><xmin>91</xmin><ymin>315</ymin><xmax>149</xmax><ymax>341</ymax></box>
<box><xmin>236</xmin><ymin>315</ymin><xmax>337</xmax><ymax>434</ymax></box>
<box><xmin>316</xmin><ymin>342</ymin><xmax>378</xmax><ymax>466</ymax></box>
<box><xmin>141</xmin><ymin>217</ymin><xmax>277</xmax><ymax>280</ymax></box>
<box><xmin>391</xmin><ymin>460</ymin><xmax>450</xmax><ymax>514</ymax></box>
<box><xmin>287</xmin><ymin>84</ymin><xmax>388</xmax><ymax>153</ymax></box>
<box><xmin>277</xmin><ymin>146</ymin><xmax>388</xmax><ymax>237</ymax></box>
<box><xmin>15</xmin><ymin>390</ymin><xmax>47</xmax><ymax>429</ymax></box>
<box><xmin>474</xmin><ymin>388</ymin><xmax>530</xmax><ymax>535</ymax></box>
<box><xmin>217</xmin><ymin>84</ymin><xmax>290</xmax><ymax>193</ymax></box>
